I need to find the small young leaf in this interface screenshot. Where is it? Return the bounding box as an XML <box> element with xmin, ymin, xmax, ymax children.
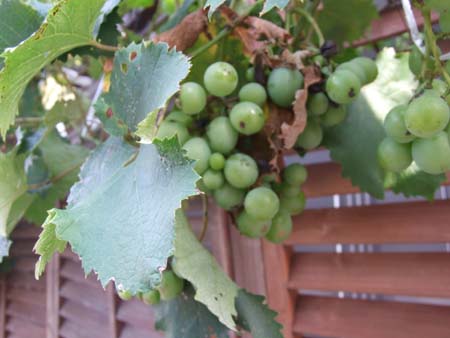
<box><xmin>154</xmin><ymin>286</ymin><xmax>229</xmax><ymax>338</ymax></box>
<box><xmin>172</xmin><ymin>209</ymin><xmax>239</xmax><ymax>330</ymax></box>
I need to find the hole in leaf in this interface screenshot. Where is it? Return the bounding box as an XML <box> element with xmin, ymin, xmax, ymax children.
<box><xmin>130</xmin><ymin>51</ymin><xmax>137</xmax><ymax>61</ymax></box>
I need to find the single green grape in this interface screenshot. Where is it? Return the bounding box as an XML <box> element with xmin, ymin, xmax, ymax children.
<box><xmin>182</xmin><ymin>137</ymin><xmax>211</xmax><ymax>175</ymax></box>
<box><xmin>409</xmin><ymin>45</ymin><xmax>423</xmax><ymax>77</ymax></box>
<box><xmin>282</xmin><ymin>163</ymin><xmax>308</xmax><ymax>186</ymax></box>
<box><xmin>229</xmin><ymin>101</ymin><xmax>265</xmax><ymax>135</ymax></box>
<box><xmin>352</xmin><ymin>57</ymin><xmax>378</xmax><ymax>83</ymax></box>
<box><xmin>307</xmin><ymin>92</ymin><xmax>329</xmax><ymax>116</ymax></box>
<box><xmin>274</xmin><ymin>182</ymin><xmax>301</xmax><ymax>197</ymax></box>
<box><xmin>224</xmin><ymin>153</ymin><xmax>259</xmax><ymax>188</ymax></box>
<box><xmin>267</xmin><ymin>67</ymin><xmax>304</xmax><ymax>108</ymax></box>
<box><xmin>158</xmin><ymin>270</ymin><xmax>184</xmax><ymax>301</ymax></box>
<box><xmin>141</xmin><ymin>290</ymin><xmax>161</xmax><ymax>305</ymax></box>
<box><xmin>296</xmin><ymin>120</ymin><xmax>323</xmax><ymax>150</ymax></box>
<box><xmin>156</xmin><ymin>121</ymin><xmax>190</xmax><ymax>145</ymax></box>
<box><xmin>412</xmin><ymin>131</ymin><xmax>450</xmax><ymax>174</ymax></box>
<box><xmin>179</xmin><ymin>82</ymin><xmax>207</xmax><ymax>115</ymax></box>
<box><xmin>246</xmin><ymin>67</ymin><xmax>255</xmax><ymax>82</ymax></box>
<box><xmin>377</xmin><ymin>138</ymin><xmax>412</xmax><ymax>172</ymax></box>
<box><xmin>265</xmin><ymin>211</ymin><xmax>293</xmax><ymax>244</ymax></box>
<box><xmin>337</xmin><ymin>61</ymin><xmax>367</xmax><ymax>85</ymax></box>
<box><xmin>244</xmin><ymin>186</ymin><xmax>280</xmax><ymax>220</ymax></box>
<box><xmin>204</xmin><ymin>62</ymin><xmax>238</xmax><ymax>97</ymax></box>
<box><xmin>209</xmin><ymin>152</ymin><xmax>226</xmax><ymax>170</ymax></box>
<box><xmin>321</xmin><ymin>104</ymin><xmax>347</xmax><ymax>127</ymax></box>
<box><xmin>206</xmin><ymin>116</ymin><xmax>239</xmax><ymax>155</ymax></box>
<box><xmin>405</xmin><ymin>91</ymin><xmax>450</xmax><ymax>138</ymax></box>
<box><xmin>166</xmin><ymin>110</ymin><xmax>193</xmax><ymax>127</ymax></box>
<box><xmin>202</xmin><ymin>169</ymin><xmax>224</xmax><ymax>190</ymax></box>
<box><xmin>196</xmin><ymin>178</ymin><xmax>212</xmax><ymax>194</ymax></box>
<box><xmin>279</xmin><ymin>191</ymin><xmax>306</xmax><ymax>216</ymax></box>
<box><xmin>432</xmin><ymin>79</ymin><xmax>450</xmax><ymax>105</ymax></box>
<box><xmin>384</xmin><ymin>105</ymin><xmax>415</xmax><ymax>143</ymax></box>
<box><xmin>238</xmin><ymin>83</ymin><xmax>267</xmax><ymax>107</ymax></box>
<box><xmin>213</xmin><ymin>183</ymin><xmax>245</xmax><ymax>210</ymax></box>
<box><xmin>118</xmin><ymin>290</ymin><xmax>133</xmax><ymax>301</ymax></box>
<box><xmin>237</xmin><ymin>210</ymin><xmax>271</xmax><ymax>238</ymax></box>
<box><xmin>326</xmin><ymin>69</ymin><xmax>361</xmax><ymax>104</ymax></box>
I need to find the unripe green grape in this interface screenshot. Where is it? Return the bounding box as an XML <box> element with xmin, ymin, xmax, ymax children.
<box><xmin>213</xmin><ymin>183</ymin><xmax>245</xmax><ymax>210</ymax></box>
<box><xmin>196</xmin><ymin>178</ymin><xmax>212</xmax><ymax>194</ymax></box>
<box><xmin>279</xmin><ymin>191</ymin><xmax>306</xmax><ymax>216</ymax></box>
<box><xmin>238</xmin><ymin>83</ymin><xmax>267</xmax><ymax>107</ymax></box>
<box><xmin>326</xmin><ymin>69</ymin><xmax>361</xmax><ymax>104</ymax></box>
<box><xmin>377</xmin><ymin>138</ymin><xmax>412</xmax><ymax>172</ymax></box>
<box><xmin>229</xmin><ymin>101</ymin><xmax>265</xmax><ymax>135</ymax></box>
<box><xmin>337</xmin><ymin>61</ymin><xmax>367</xmax><ymax>85</ymax></box>
<box><xmin>440</xmin><ymin>10</ymin><xmax>450</xmax><ymax>33</ymax></box>
<box><xmin>209</xmin><ymin>152</ymin><xmax>225</xmax><ymax>170</ymax></box>
<box><xmin>412</xmin><ymin>131</ymin><xmax>450</xmax><ymax>174</ymax></box>
<box><xmin>409</xmin><ymin>45</ymin><xmax>423</xmax><ymax>77</ymax></box>
<box><xmin>118</xmin><ymin>290</ymin><xmax>133</xmax><ymax>301</ymax></box>
<box><xmin>432</xmin><ymin>79</ymin><xmax>450</xmax><ymax>105</ymax></box>
<box><xmin>204</xmin><ymin>62</ymin><xmax>238</xmax><ymax>97</ymax></box>
<box><xmin>158</xmin><ymin>270</ymin><xmax>184</xmax><ymax>301</ymax></box>
<box><xmin>267</xmin><ymin>67</ymin><xmax>304</xmax><ymax>108</ymax></box>
<box><xmin>202</xmin><ymin>169</ymin><xmax>224</xmax><ymax>190</ymax></box>
<box><xmin>352</xmin><ymin>57</ymin><xmax>378</xmax><ymax>83</ymax></box>
<box><xmin>282</xmin><ymin>163</ymin><xmax>308</xmax><ymax>186</ymax></box>
<box><xmin>321</xmin><ymin>104</ymin><xmax>347</xmax><ymax>127</ymax></box>
<box><xmin>206</xmin><ymin>116</ymin><xmax>238</xmax><ymax>155</ymax></box>
<box><xmin>274</xmin><ymin>182</ymin><xmax>301</xmax><ymax>197</ymax></box>
<box><xmin>384</xmin><ymin>105</ymin><xmax>415</xmax><ymax>143</ymax></box>
<box><xmin>244</xmin><ymin>186</ymin><xmax>280</xmax><ymax>220</ymax></box>
<box><xmin>237</xmin><ymin>210</ymin><xmax>271</xmax><ymax>238</ymax></box>
<box><xmin>246</xmin><ymin>67</ymin><xmax>255</xmax><ymax>81</ymax></box>
<box><xmin>296</xmin><ymin>120</ymin><xmax>323</xmax><ymax>150</ymax></box>
<box><xmin>156</xmin><ymin>121</ymin><xmax>190</xmax><ymax>145</ymax></box>
<box><xmin>179</xmin><ymin>82</ymin><xmax>207</xmax><ymax>115</ymax></box>
<box><xmin>266</xmin><ymin>211</ymin><xmax>293</xmax><ymax>244</ymax></box>
<box><xmin>224</xmin><ymin>153</ymin><xmax>259</xmax><ymax>189</ymax></box>
<box><xmin>166</xmin><ymin>110</ymin><xmax>193</xmax><ymax>127</ymax></box>
<box><xmin>405</xmin><ymin>91</ymin><xmax>450</xmax><ymax>138</ymax></box>
<box><xmin>141</xmin><ymin>290</ymin><xmax>160</xmax><ymax>305</ymax></box>
<box><xmin>182</xmin><ymin>137</ymin><xmax>211</xmax><ymax>175</ymax></box>
<box><xmin>307</xmin><ymin>92</ymin><xmax>329</xmax><ymax>116</ymax></box>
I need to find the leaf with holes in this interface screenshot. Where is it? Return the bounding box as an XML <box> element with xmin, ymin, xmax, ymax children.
<box><xmin>154</xmin><ymin>286</ymin><xmax>229</xmax><ymax>338</ymax></box>
<box><xmin>0</xmin><ymin>0</ymin><xmax>120</xmax><ymax>137</ymax></box>
<box><xmin>35</xmin><ymin>136</ymin><xmax>199</xmax><ymax>293</ymax></box>
<box><xmin>172</xmin><ymin>209</ymin><xmax>239</xmax><ymax>330</ymax></box>
<box><xmin>99</xmin><ymin>42</ymin><xmax>190</xmax><ymax>134</ymax></box>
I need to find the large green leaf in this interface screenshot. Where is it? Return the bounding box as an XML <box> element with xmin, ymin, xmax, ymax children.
<box><xmin>172</xmin><ymin>209</ymin><xmax>239</xmax><ymax>330</ymax></box>
<box><xmin>0</xmin><ymin>0</ymin><xmax>119</xmax><ymax>137</ymax></box>
<box><xmin>100</xmin><ymin>42</ymin><xmax>190</xmax><ymax>133</ymax></box>
<box><xmin>35</xmin><ymin>136</ymin><xmax>199</xmax><ymax>293</ymax></box>
<box><xmin>324</xmin><ymin>48</ymin><xmax>422</xmax><ymax>199</ymax></box>
<box><xmin>154</xmin><ymin>286</ymin><xmax>229</xmax><ymax>338</ymax></box>
<box><xmin>318</xmin><ymin>0</ymin><xmax>378</xmax><ymax>45</ymax></box>
<box><xmin>236</xmin><ymin>289</ymin><xmax>283</xmax><ymax>338</ymax></box>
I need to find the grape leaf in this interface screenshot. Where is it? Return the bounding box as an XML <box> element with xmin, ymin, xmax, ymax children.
<box><xmin>6</xmin><ymin>194</ymin><xmax>35</xmax><ymax>235</ymax></box>
<box><xmin>100</xmin><ymin>42</ymin><xmax>190</xmax><ymax>134</ymax></box>
<box><xmin>324</xmin><ymin>48</ymin><xmax>441</xmax><ymax>199</ymax></box>
<box><xmin>154</xmin><ymin>286</ymin><xmax>229</xmax><ymax>338</ymax></box>
<box><xmin>318</xmin><ymin>0</ymin><xmax>378</xmax><ymax>45</ymax></box>
<box><xmin>0</xmin><ymin>0</ymin><xmax>43</xmax><ymax>68</ymax></box>
<box><xmin>0</xmin><ymin>0</ymin><xmax>120</xmax><ymax>137</ymax></box>
<box><xmin>425</xmin><ymin>0</ymin><xmax>450</xmax><ymax>13</ymax></box>
<box><xmin>261</xmin><ymin>0</ymin><xmax>289</xmax><ymax>14</ymax></box>
<box><xmin>172</xmin><ymin>209</ymin><xmax>239</xmax><ymax>330</ymax></box>
<box><xmin>236</xmin><ymin>289</ymin><xmax>283</xmax><ymax>338</ymax></box>
<box><xmin>35</xmin><ymin>136</ymin><xmax>199</xmax><ymax>293</ymax></box>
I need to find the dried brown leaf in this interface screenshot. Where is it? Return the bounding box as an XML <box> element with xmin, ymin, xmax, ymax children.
<box><xmin>153</xmin><ymin>10</ymin><xmax>207</xmax><ymax>51</ymax></box>
<box><xmin>280</xmin><ymin>66</ymin><xmax>322</xmax><ymax>149</ymax></box>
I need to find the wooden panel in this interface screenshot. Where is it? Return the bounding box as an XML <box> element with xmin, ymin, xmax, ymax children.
<box><xmin>59</xmin><ymin>259</ymin><xmax>101</xmax><ymax>289</ymax></box>
<box><xmin>6</xmin><ymin>317</ymin><xmax>45</xmax><ymax>338</ymax></box>
<box><xmin>6</xmin><ymin>301</ymin><xmax>46</xmax><ymax>325</ymax></box>
<box><xmin>294</xmin><ymin>296</ymin><xmax>450</xmax><ymax>338</ymax></box>
<box><xmin>59</xmin><ymin>318</ymin><xmax>103</xmax><ymax>338</ymax></box>
<box><xmin>10</xmin><ymin>225</ymin><xmax>41</xmax><ymax>240</ymax></box>
<box><xmin>46</xmin><ymin>254</ymin><xmax>59</xmax><ymax>338</ymax></box>
<box><xmin>60</xmin><ymin>300</ymin><xmax>108</xmax><ymax>333</ymax></box>
<box><xmin>59</xmin><ymin>280</ymin><xmax>108</xmax><ymax>313</ymax></box>
<box><xmin>6</xmin><ymin>272</ymin><xmax>45</xmax><ymax>292</ymax></box>
<box><xmin>287</xmin><ymin>200</ymin><xmax>450</xmax><ymax>245</ymax></box>
<box><xmin>119</xmin><ymin>325</ymin><xmax>162</xmax><ymax>338</ymax></box>
<box><xmin>116</xmin><ymin>299</ymin><xmax>155</xmax><ymax>330</ymax></box>
<box><xmin>0</xmin><ymin>277</ymin><xmax>5</xmax><ymax>338</ymax></box>
<box><xmin>6</xmin><ymin>287</ymin><xmax>45</xmax><ymax>307</ymax></box>
<box><xmin>289</xmin><ymin>253</ymin><xmax>450</xmax><ymax>298</ymax></box>
<box><xmin>8</xmin><ymin>240</ymin><xmax>36</xmax><ymax>257</ymax></box>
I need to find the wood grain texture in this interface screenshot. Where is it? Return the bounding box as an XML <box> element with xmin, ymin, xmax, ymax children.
<box><xmin>294</xmin><ymin>295</ymin><xmax>450</xmax><ymax>338</ymax></box>
<box><xmin>287</xmin><ymin>200</ymin><xmax>450</xmax><ymax>245</ymax></box>
<box><xmin>46</xmin><ymin>254</ymin><xmax>59</xmax><ymax>338</ymax></box>
<box><xmin>289</xmin><ymin>252</ymin><xmax>450</xmax><ymax>298</ymax></box>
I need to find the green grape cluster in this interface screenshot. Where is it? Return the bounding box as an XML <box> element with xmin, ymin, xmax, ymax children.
<box><xmin>378</xmin><ymin>59</ymin><xmax>450</xmax><ymax>175</ymax></box>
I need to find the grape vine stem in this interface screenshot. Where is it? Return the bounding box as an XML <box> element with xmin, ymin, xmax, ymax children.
<box><xmin>14</xmin><ymin>117</ymin><xmax>44</xmax><ymax>126</ymax></box>
<box><xmin>198</xmin><ymin>194</ymin><xmax>209</xmax><ymax>242</ymax></box>
<box><xmin>90</xmin><ymin>40</ymin><xmax>120</xmax><ymax>52</ymax></box>
<box><xmin>294</xmin><ymin>7</ymin><xmax>324</xmax><ymax>47</ymax></box>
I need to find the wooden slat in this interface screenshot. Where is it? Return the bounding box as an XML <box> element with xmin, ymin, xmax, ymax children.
<box><xmin>6</xmin><ymin>300</ymin><xmax>46</xmax><ymax>326</ymax></box>
<box><xmin>9</xmin><ymin>257</ymin><xmax>36</xmax><ymax>273</ymax></box>
<box><xmin>6</xmin><ymin>287</ymin><xmax>46</xmax><ymax>306</ymax></box>
<box><xmin>59</xmin><ymin>259</ymin><xmax>102</xmax><ymax>289</ymax></box>
<box><xmin>0</xmin><ymin>277</ymin><xmax>5</xmax><ymax>338</ymax></box>
<box><xmin>8</xmin><ymin>240</ymin><xmax>36</xmax><ymax>257</ymax></box>
<box><xmin>6</xmin><ymin>316</ymin><xmax>46</xmax><ymax>338</ymax></box>
<box><xmin>59</xmin><ymin>280</ymin><xmax>108</xmax><ymax>313</ymax></box>
<box><xmin>60</xmin><ymin>300</ymin><xmax>108</xmax><ymax>333</ymax></box>
<box><xmin>106</xmin><ymin>284</ymin><xmax>119</xmax><ymax>338</ymax></box>
<box><xmin>116</xmin><ymin>299</ymin><xmax>155</xmax><ymax>329</ymax></box>
<box><xmin>289</xmin><ymin>252</ymin><xmax>450</xmax><ymax>298</ymax></box>
<box><xmin>46</xmin><ymin>253</ymin><xmax>59</xmax><ymax>338</ymax></box>
<box><xmin>119</xmin><ymin>325</ymin><xmax>162</xmax><ymax>338</ymax></box>
<box><xmin>294</xmin><ymin>296</ymin><xmax>450</xmax><ymax>338</ymax></box>
<box><xmin>59</xmin><ymin>318</ymin><xmax>104</xmax><ymax>338</ymax></box>
<box><xmin>6</xmin><ymin>272</ymin><xmax>45</xmax><ymax>291</ymax></box>
<box><xmin>287</xmin><ymin>200</ymin><xmax>450</xmax><ymax>245</ymax></box>
<box><xmin>10</xmin><ymin>224</ymin><xmax>41</xmax><ymax>240</ymax></box>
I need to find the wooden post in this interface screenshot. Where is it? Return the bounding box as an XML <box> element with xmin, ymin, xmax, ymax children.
<box><xmin>46</xmin><ymin>254</ymin><xmax>60</xmax><ymax>338</ymax></box>
<box><xmin>106</xmin><ymin>284</ymin><xmax>119</xmax><ymax>338</ymax></box>
<box><xmin>0</xmin><ymin>275</ymin><xmax>6</xmax><ymax>338</ymax></box>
